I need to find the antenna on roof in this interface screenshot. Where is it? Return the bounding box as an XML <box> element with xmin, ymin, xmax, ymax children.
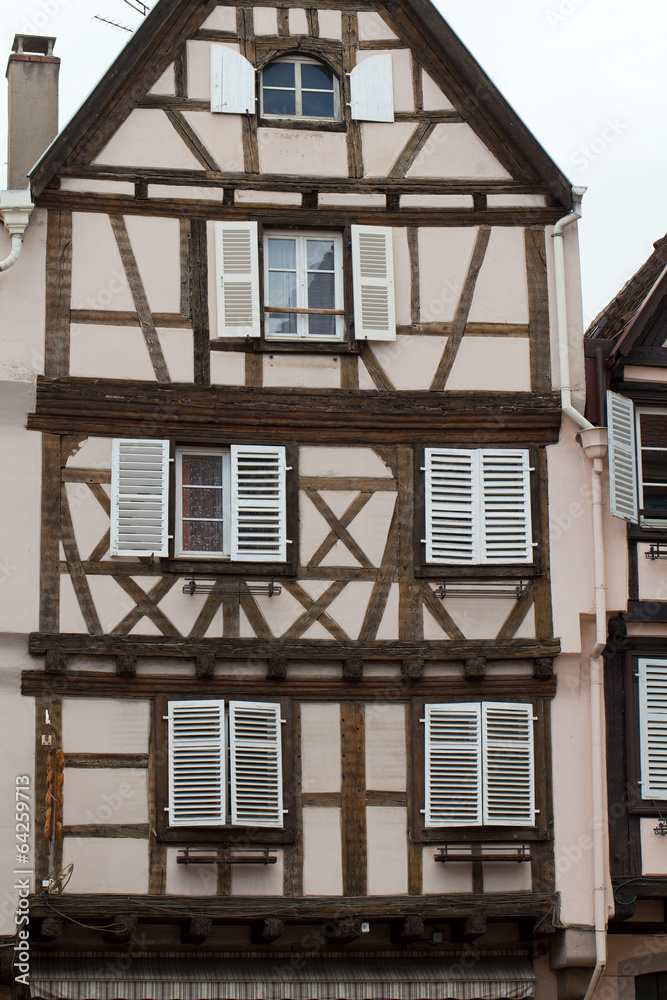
<box><xmin>93</xmin><ymin>14</ymin><xmax>132</xmax><ymax>31</ymax></box>
<box><xmin>122</xmin><ymin>0</ymin><xmax>149</xmax><ymax>14</ymax></box>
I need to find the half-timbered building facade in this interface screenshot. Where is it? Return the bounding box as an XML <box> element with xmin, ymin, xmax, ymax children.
<box><xmin>585</xmin><ymin>236</ymin><xmax>667</xmax><ymax>1000</ymax></box>
<box><xmin>0</xmin><ymin>2</ymin><xmax>605</xmax><ymax>997</ymax></box>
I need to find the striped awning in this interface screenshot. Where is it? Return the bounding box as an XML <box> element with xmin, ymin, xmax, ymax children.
<box><xmin>30</xmin><ymin>958</ymin><xmax>535</xmax><ymax>1000</ymax></box>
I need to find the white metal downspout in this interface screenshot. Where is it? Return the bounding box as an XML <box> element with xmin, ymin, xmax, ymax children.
<box><xmin>0</xmin><ymin>190</ymin><xmax>35</xmax><ymax>272</ymax></box>
<box><xmin>552</xmin><ymin>187</ymin><xmax>608</xmax><ymax>1000</ymax></box>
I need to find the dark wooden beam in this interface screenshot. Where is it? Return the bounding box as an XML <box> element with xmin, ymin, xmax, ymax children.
<box><xmin>391</xmin><ymin>915</ymin><xmax>425</xmax><ymax>943</ymax></box>
<box><xmin>181</xmin><ymin>916</ymin><xmax>213</xmax><ymax>945</ymax></box>
<box><xmin>452</xmin><ymin>913</ymin><xmax>487</xmax><ymax>942</ymax></box>
<box><xmin>29</xmin><ymin>378</ymin><xmax>563</xmax><ymax>446</ymax></box>
<box><xmin>251</xmin><ymin>917</ymin><xmax>284</xmax><ymax>944</ymax></box>
<box><xmin>104</xmin><ymin>914</ymin><xmax>137</xmax><ymax>944</ymax></box>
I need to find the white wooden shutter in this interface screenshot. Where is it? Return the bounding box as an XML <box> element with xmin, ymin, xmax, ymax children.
<box><xmin>230</xmin><ymin>701</ymin><xmax>283</xmax><ymax>827</ymax></box>
<box><xmin>607</xmin><ymin>390</ymin><xmax>639</xmax><ymax>523</ymax></box>
<box><xmin>230</xmin><ymin>444</ymin><xmax>287</xmax><ymax>562</ymax></box>
<box><xmin>351</xmin><ymin>225</ymin><xmax>396</xmax><ymax>341</ymax></box>
<box><xmin>110</xmin><ymin>439</ymin><xmax>170</xmax><ymax>557</ymax></box>
<box><xmin>482</xmin><ymin>702</ymin><xmax>535</xmax><ymax>827</ymax></box>
<box><xmin>215</xmin><ymin>222</ymin><xmax>260</xmax><ymax>338</ymax></box>
<box><xmin>167</xmin><ymin>700</ymin><xmax>226</xmax><ymax>827</ymax></box>
<box><xmin>424</xmin><ymin>448</ymin><xmax>476</xmax><ymax>564</ymax></box>
<box><xmin>210</xmin><ymin>45</ymin><xmax>256</xmax><ymax>114</ymax></box>
<box><xmin>479</xmin><ymin>450</ymin><xmax>533</xmax><ymax>563</ymax></box>
<box><xmin>638</xmin><ymin>659</ymin><xmax>667</xmax><ymax>800</ymax></box>
<box><xmin>424</xmin><ymin>704</ymin><xmax>482</xmax><ymax>827</ymax></box>
<box><xmin>349</xmin><ymin>53</ymin><xmax>394</xmax><ymax>122</ymax></box>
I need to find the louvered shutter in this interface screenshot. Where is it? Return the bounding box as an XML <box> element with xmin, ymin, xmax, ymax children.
<box><xmin>482</xmin><ymin>702</ymin><xmax>535</xmax><ymax>826</ymax></box>
<box><xmin>607</xmin><ymin>391</ymin><xmax>639</xmax><ymax>523</ymax></box>
<box><xmin>110</xmin><ymin>439</ymin><xmax>170</xmax><ymax>557</ymax></box>
<box><xmin>424</xmin><ymin>704</ymin><xmax>482</xmax><ymax>827</ymax></box>
<box><xmin>230</xmin><ymin>444</ymin><xmax>287</xmax><ymax>562</ymax></box>
<box><xmin>214</xmin><ymin>222</ymin><xmax>260</xmax><ymax>338</ymax></box>
<box><xmin>349</xmin><ymin>54</ymin><xmax>394</xmax><ymax>122</ymax></box>
<box><xmin>479</xmin><ymin>450</ymin><xmax>533</xmax><ymax>563</ymax></box>
<box><xmin>424</xmin><ymin>448</ymin><xmax>476</xmax><ymax>564</ymax></box>
<box><xmin>638</xmin><ymin>659</ymin><xmax>667</xmax><ymax>799</ymax></box>
<box><xmin>230</xmin><ymin>701</ymin><xmax>284</xmax><ymax>827</ymax></box>
<box><xmin>167</xmin><ymin>700</ymin><xmax>226</xmax><ymax>827</ymax></box>
<box><xmin>351</xmin><ymin>225</ymin><xmax>396</xmax><ymax>341</ymax></box>
<box><xmin>210</xmin><ymin>45</ymin><xmax>256</xmax><ymax>114</ymax></box>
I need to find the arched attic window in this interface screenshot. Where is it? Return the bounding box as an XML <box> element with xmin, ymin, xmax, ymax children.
<box><xmin>260</xmin><ymin>55</ymin><xmax>340</xmax><ymax>121</ymax></box>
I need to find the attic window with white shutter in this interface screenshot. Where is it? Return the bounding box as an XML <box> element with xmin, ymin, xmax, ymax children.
<box><xmin>607</xmin><ymin>392</ymin><xmax>667</xmax><ymax>528</ymax></box>
<box><xmin>162</xmin><ymin>698</ymin><xmax>289</xmax><ymax>838</ymax></box>
<box><xmin>260</xmin><ymin>56</ymin><xmax>340</xmax><ymax>121</ymax></box>
<box><xmin>423</xmin><ymin>702</ymin><xmax>536</xmax><ymax>829</ymax></box>
<box><xmin>423</xmin><ymin>448</ymin><xmax>534</xmax><ymax>566</ymax></box>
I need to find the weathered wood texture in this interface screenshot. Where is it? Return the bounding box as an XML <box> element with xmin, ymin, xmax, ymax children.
<box><xmin>34</xmin><ymin>695</ymin><xmax>62</xmax><ymax>884</ymax></box>
<box><xmin>341</xmin><ymin>702</ymin><xmax>367</xmax><ymax>895</ymax></box>
<box><xmin>39</xmin><ymin>435</ymin><xmax>62</xmax><ymax>633</ymax></box>
<box><xmin>189</xmin><ymin>219</ymin><xmax>210</xmax><ymax>386</ymax></box>
<box><xmin>44</xmin><ymin>211</ymin><xmax>72</xmax><ymax>378</ymax></box>
<box><xmin>282</xmin><ymin>701</ymin><xmax>303</xmax><ymax>897</ymax></box>
<box><xmin>525</xmin><ymin>229</ymin><xmax>551</xmax><ymax>392</ymax></box>
<box><xmin>29</xmin><ymin>380</ymin><xmax>563</xmax><ymax>445</ymax></box>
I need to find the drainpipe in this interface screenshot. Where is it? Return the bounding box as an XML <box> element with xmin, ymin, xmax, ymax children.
<box><xmin>552</xmin><ymin>188</ymin><xmax>608</xmax><ymax>1000</ymax></box>
<box><xmin>553</xmin><ymin>186</ymin><xmax>592</xmax><ymax>432</ymax></box>
<box><xmin>0</xmin><ymin>189</ymin><xmax>34</xmax><ymax>271</ymax></box>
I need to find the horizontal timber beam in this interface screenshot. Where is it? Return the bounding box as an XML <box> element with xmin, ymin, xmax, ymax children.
<box><xmin>29</xmin><ymin>379</ymin><xmax>562</xmax><ymax>445</ymax></box>
<box><xmin>28</xmin><ymin>633</ymin><xmax>561</xmax><ymax>662</ymax></box>
<box><xmin>27</xmin><ymin>892</ymin><xmax>559</xmax><ymax>923</ymax></box>
<box><xmin>37</xmin><ymin>191</ymin><xmax>562</xmax><ymax>228</ymax></box>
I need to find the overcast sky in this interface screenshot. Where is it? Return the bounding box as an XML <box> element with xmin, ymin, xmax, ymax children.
<box><xmin>1</xmin><ymin>0</ymin><xmax>665</xmax><ymax>326</ymax></box>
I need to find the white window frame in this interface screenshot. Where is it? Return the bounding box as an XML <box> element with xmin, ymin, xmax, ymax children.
<box><xmin>636</xmin><ymin>408</ymin><xmax>667</xmax><ymax>529</ymax></box>
<box><xmin>263</xmin><ymin>230</ymin><xmax>345</xmax><ymax>342</ymax></box>
<box><xmin>260</xmin><ymin>55</ymin><xmax>340</xmax><ymax>121</ymax></box>
<box><xmin>167</xmin><ymin>699</ymin><xmax>285</xmax><ymax>829</ymax></box>
<box><xmin>175</xmin><ymin>447</ymin><xmax>231</xmax><ymax>559</ymax></box>
<box><xmin>423</xmin><ymin>701</ymin><xmax>536</xmax><ymax>829</ymax></box>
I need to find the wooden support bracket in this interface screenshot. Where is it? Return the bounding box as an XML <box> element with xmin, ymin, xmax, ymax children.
<box><xmin>35</xmin><ymin>916</ymin><xmax>64</xmax><ymax>942</ymax></box>
<box><xmin>343</xmin><ymin>656</ymin><xmax>363</xmax><ymax>681</ymax></box>
<box><xmin>324</xmin><ymin>917</ymin><xmax>362</xmax><ymax>943</ymax></box>
<box><xmin>452</xmin><ymin>913</ymin><xmax>486</xmax><ymax>942</ymax></box>
<box><xmin>391</xmin><ymin>914</ymin><xmax>425</xmax><ymax>943</ymax></box>
<box><xmin>401</xmin><ymin>658</ymin><xmax>424</xmax><ymax>680</ymax></box>
<box><xmin>181</xmin><ymin>916</ymin><xmax>213</xmax><ymax>945</ymax></box>
<box><xmin>104</xmin><ymin>914</ymin><xmax>137</xmax><ymax>944</ymax></box>
<box><xmin>195</xmin><ymin>653</ymin><xmax>215</xmax><ymax>680</ymax></box>
<box><xmin>251</xmin><ymin>917</ymin><xmax>284</xmax><ymax>944</ymax></box>
<box><xmin>267</xmin><ymin>656</ymin><xmax>287</xmax><ymax>681</ymax></box>
<box><xmin>533</xmin><ymin>657</ymin><xmax>554</xmax><ymax>679</ymax></box>
<box><xmin>116</xmin><ymin>655</ymin><xmax>137</xmax><ymax>678</ymax></box>
<box><xmin>464</xmin><ymin>657</ymin><xmax>486</xmax><ymax>681</ymax></box>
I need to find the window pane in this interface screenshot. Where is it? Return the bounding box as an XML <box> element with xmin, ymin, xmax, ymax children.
<box><xmin>182</xmin><ymin>519</ymin><xmax>223</xmax><ymax>552</ymax></box>
<box><xmin>182</xmin><ymin>487</ymin><xmax>223</xmax><ymax>519</ymax></box>
<box><xmin>301</xmin><ymin>90</ymin><xmax>335</xmax><ymax>118</ymax></box>
<box><xmin>640</xmin><ymin>413</ymin><xmax>667</xmax><ymax>446</ymax></box>
<box><xmin>308</xmin><ymin>271</ymin><xmax>335</xmax><ymax>310</ymax></box>
<box><xmin>268</xmin><ymin>238</ymin><xmax>296</xmax><ymax>270</ymax></box>
<box><xmin>263</xmin><ymin>62</ymin><xmax>295</xmax><ymax>88</ymax></box>
<box><xmin>268</xmin><ymin>271</ymin><xmax>297</xmax><ymax>309</ymax></box>
<box><xmin>308</xmin><ymin>314</ymin><xmax>336</xmax><ymax>337</ymax></box>
<box><xmin>268</xmin><ymin>313</ymin><xmax>298</xmax><ymax>336</ymax></box>
<box><xmin>301</xmin><ymin>63</ymin><xmax>333</xmax><ymax>90</ymax></box>
<box><xmin>307</xmin><ymin>240</ymin><xmax>335</xmax><ymax>272</ymax></box>
<box><xmin>181</xmin><ymin>455</ymin><xmax>222</xmax><ymax>487</ymax></box>
<box><xmin>263</xmin><ymin>89</ymin><xmax>296</xmax><ymax>116</ymax></box>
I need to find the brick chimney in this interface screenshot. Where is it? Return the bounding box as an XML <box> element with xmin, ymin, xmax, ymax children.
<box><xmin>6</xmin><ymin>35</ymin><xmax>60</xmax><ymax>190</ymax></box>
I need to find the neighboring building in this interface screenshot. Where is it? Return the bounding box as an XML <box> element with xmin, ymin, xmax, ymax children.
<box><xmin>0</xmin><ymin>3</ymin><xmax>606</xmax><ymax>998</ymax></box>
<box><xmin>585</xmin><ymin>236</ymin><xmax>667</xmax><ymax>1000</ymax></box>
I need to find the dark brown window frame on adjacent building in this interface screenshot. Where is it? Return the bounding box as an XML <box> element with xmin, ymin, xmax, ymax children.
<box><xmin>154</xmin><ymin>694</ymin><xmax>296</xmax><ymax>845</ymax></box>
<box><xmin>409</xmin><ymin>695</ymin><xmax>553</xmax><ymax>844</ymax></box>
<box><xmin>413</xmin><ymin>444</ymin><xmax>544</xmax><ymax>580</ymax></box>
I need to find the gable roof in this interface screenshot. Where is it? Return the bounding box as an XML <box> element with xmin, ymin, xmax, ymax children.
<box><xmin>30</xmin><ymin>0</ymin><xmax>573</xmax><ymax>206</ymax></box>
<box><xmin>586</xmin><ymin>234</ymin><xmax>667</xmax><ymax>355</ymax></box>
